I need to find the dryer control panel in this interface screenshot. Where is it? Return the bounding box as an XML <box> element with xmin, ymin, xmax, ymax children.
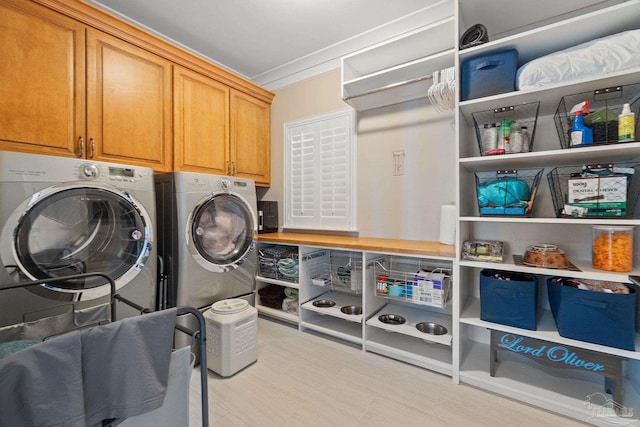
<box><xmin>76</xmin><ymin>162</ymin><xmax>151</xmax><ymax>190</ymax></box>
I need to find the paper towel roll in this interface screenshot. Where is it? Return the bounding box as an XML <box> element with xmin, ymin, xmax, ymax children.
<box><xmin>439</xmin><ymin>205</ymin><xmax>456</xmax><ymax>245</ymax></box>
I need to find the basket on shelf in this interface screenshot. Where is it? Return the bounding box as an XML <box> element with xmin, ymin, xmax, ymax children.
<box><xmin>329</xmin><ymin>252</ymin><xmax>362</xmax><ymax>294</ymax></box>
<box><xmin>471</xmin><ymin>102</ymin><xmax>539</xmax><ymax>156</ymax></box>
<box><xmin>474</xmin><ymin>168</ymin><xmax>543</xmax><ymax>216</ymax></box>
<box><xmin>257</xmin><ymin>284</ymin><xmax>287</xmax><ymax>309</ymax></box>
<box><xmin>547</xmin><ymin>162</ymin><xmax>640</xmax><ymax>218</ymax></box>
<box><xmin>373</xmin><ymin>257</ymin><xmax>451</xmax><ymax>309</ymax></box>
<box><xmin>258</xmin><ymin>245</ymin><xmax>299</xmax><ymax>282</ymax></box>
<box><xmin>554</xmin><ymin>83</ymin><xmax>640</xmax><ymax>148</ymax></box>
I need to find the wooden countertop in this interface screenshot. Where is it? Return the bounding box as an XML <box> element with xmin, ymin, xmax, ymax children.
<box><xmin>256</xmin><ymin>233</ymin><xmax>455</xmax><ymax>258</ymax></box>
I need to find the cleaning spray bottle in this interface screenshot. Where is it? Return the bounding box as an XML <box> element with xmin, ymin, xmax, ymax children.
<box><xmin>570</xmin><ymin>100</ymin><xmax>593</xmax><ymax>146</ymax></box>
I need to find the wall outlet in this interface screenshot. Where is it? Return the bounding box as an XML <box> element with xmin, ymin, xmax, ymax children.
<box><xmin>393</xmin><ymin>150</ymin><xmax>405</xmax><ymax>176</ymax></box>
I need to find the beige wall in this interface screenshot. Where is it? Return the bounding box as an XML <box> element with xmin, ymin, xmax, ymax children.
<box><xmin>262</xmin><ymin>68</ymin><xmax>456</xmax><ymax>241</ymax></box>
<box><xmin>259</xmin><ymin>69</ymin><xmax>350</xmax><ymax>225</ymax></box>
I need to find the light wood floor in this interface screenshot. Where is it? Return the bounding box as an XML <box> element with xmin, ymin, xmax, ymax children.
<box><xmin>189</xmin><ymin>317</ymin><xmax>587</xmax><ymax>426</ymax></box>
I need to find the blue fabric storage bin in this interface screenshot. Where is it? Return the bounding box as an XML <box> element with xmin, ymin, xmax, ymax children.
<box><xmin>547</xmin><ymin>277</ymin><xmax>636</xmax><ymax>351</ymax></box>
<box><xmin>480</xmin><ymin>269</ymin><xmax>538</xmax><ymax>330</ymax></box>
<box><xmin>461</xmin><ymin>49</ymin><xmax>518</xmax><ymax>101</ymax></box>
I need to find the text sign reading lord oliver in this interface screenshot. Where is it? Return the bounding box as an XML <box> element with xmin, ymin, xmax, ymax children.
<box><xmin>494</xmin><ymin>333</ymin><xmax>621</xmax><ymax>373</ymax></box>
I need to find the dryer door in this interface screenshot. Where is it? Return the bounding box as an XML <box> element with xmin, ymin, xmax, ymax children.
<box><xmin>188</xmin><ymin>193</ymin><xmax>255</xmax><ymax>273</ymax></box>
<box><xmin>1</xmin><ymin>184</ymin><xmax>152</xmax><ymax>300</ymax></box>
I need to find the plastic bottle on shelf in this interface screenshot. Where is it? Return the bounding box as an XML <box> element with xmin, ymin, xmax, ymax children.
<box><xmin>521</xmin><ymin>126</ymin><xmax>530</xmax><ymax>152</ymax></box>
<box><xmin>481</xmin><ymin>123</ymin><xmax>497</xmax><ymax>155</ymax></box>
<box><xmin>618</xmin><ymin>103</ymin><xmax>635</xmax><ymax>142</ymax></box>
<box><xmin>497</xmin><ymin>119</ymin><xmax>515</xmax><ymax>153</ymax></box>
<box><xmin>510</xmin><ymin>123</ymin><xmax>524</xmax><ymax>153</ymax></box>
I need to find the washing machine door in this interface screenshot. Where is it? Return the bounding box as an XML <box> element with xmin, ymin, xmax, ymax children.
<box><xmin>188</xmin><ymin>192</ymin><xmax>255</xmax><ymax>273</ymax></box>
<box><xmin>1</xmin><ymin>183</ymin><xmax>152</xmax><ymax>300</ymax></box>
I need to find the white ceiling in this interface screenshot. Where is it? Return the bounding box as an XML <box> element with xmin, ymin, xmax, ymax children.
<box><xmin>85</xmin><ymin>0</ymin><xmax>445</xmax><ymax>90</ymax></box>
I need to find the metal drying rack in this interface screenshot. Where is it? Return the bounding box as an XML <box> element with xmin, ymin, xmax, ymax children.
<box><xmin>0</xmin><ymin>272</ymin><xmax>208</xmax><ymax>427</ymax></box>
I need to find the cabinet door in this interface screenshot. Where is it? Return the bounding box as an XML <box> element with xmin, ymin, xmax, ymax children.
<box><xmin>230</xmin><ymin>89</ymin><xmax>271</xmax><ymax>186</ymax></box>
<box><xmin>86</xmin><ymin>29</ymin><xmax>172</xmax><ymax>171</ymax></box>
<box><xmin>173</xmin><ymin>65</ymin><xmax>229</xmax><ymax>174</ymax></box>
<box><xmin>0</xmin><ymin>0</ymin><xmax>85</xmax><ymax>157</ymax></box>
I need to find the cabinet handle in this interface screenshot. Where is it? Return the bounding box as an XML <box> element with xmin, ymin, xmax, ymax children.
<box><xmin>78</xmin><ymin>136</ymin><xmax>85</xmax><ymax>158</ymax></box>
<box><xmin>226</xmin><ymin>161</ymin><xmax>231</xmax><ymax>175</ymax></box>
<box><xmin>232</xmin><ymin>162</ymin><xmax>236</xmax><ymax>175</ymax></box>
<box><xmin>89</xmin><ymin>138</ymin><xmax>95</xmax><ymax>158</ymax></box>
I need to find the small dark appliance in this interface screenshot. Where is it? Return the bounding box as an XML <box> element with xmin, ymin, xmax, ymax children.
<box><xmin>257</xmin><ymin>201</ymin><xmax>278</xmax><ymax>234</ymax></box>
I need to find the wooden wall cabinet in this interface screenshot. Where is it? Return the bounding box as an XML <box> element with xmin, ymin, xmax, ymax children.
<box><xmin>230</xmin><ymin>89</ymin><xmax>271</xmax><ymax>186</ymax></box>
<box><xmin>173</xmin><ymin>65</ymin><xmax>229</xmax><ymax>175</ymax></box>
<box><xmin>87</xmin><ymin>29</ymin><xmax>172</xmax><ymax>171</ymax></box>
<box><xmin>1</xmin><ymin>0</ymin><xmax>274</xmax><ymax>178</ymax></box>
<box><xmin>174</xmin><ymin>65</ymin><xmax>271</xmax><ymax>186</ymax></box>
<box><xmin>0</xmin><ymin>0</ymin><xmax>173</xmax><ymax>171</ymax></box>
<box><xmin>0</xmin><ymin>0</ymin><xmax>85</xmax><ymax>157</ymax></box>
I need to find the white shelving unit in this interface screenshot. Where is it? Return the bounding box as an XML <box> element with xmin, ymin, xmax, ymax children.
<box><xmin>255</xmin><ymin>243</ymin><xmax>301</xmax><ymax>324</ymax></box>
<box><xmin>341</xmin><ymin>0</ymin><xmax>454</xmax><ymax>111</ymax></box>
<box><xmin>259</xmin><ymin>1</ymin><xmax>640</xmax><ymax>421</ymax></box>
<box><xmin>256</xmin><ymin>238</ymin><xmax>456</xmax><ymax>372</ymax></box>
<box><xmin>455</xmin><ymin>0</ymin><xmax>640</xmax><ymax>422</ymax></box>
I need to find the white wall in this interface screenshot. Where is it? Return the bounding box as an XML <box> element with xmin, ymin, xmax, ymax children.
<box><xmin>262</xmin><ymin>68</ymin><xmax>456</xmax><ymax>241</ymax></box>
<box><xmin>357</xmin><ymin>99</ymin><xmax>456</xmax><ymax>240</ymax></box>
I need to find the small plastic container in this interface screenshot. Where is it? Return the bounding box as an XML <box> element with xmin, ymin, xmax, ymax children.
<box><xmin>376</xmin><ymin>275</ymin><xmax>389</xmax><ymax>295</ymax></box>
<box><xmin>592</xmin><ymin>226</ymin><xmax>634</xmax><ymax>272</ymax></box>
<box><xmin>204</xmin><ymin>298</ymin><xmax>258</xmax><ymax>377</ymax></box>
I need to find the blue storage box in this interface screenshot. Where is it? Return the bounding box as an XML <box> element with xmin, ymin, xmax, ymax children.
<box><xmin>480</xmin><ymin>269</ymin><xmax>538</xmax><ymax>330</ymax></box>
<box><xmin>461</xmin><ymin>49</ymin><xmax>518</xmax><ymax>101</ymax></box>
<box><xmin>547</xmin><ymin>277</ymin><xmax>636</xmax><ymax>350</ymax></box>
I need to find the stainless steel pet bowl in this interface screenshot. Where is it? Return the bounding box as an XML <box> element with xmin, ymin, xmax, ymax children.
<box><xmin>378</xmin><ymin>314</ymin><xmax>406</xmax><ymax>325</ymax></box>
<box><xmin>416</xmin><ymin>322</ymin><xmax>447</xmax><ymax>335</ymax></box>
<box><xmin>340</xmin><ymin>305</ymin><xmax>362</xmax><ymax>315</ymax></box>
<box><xmin>312</xmin><ymin>299</ymin><xmax>336</xmax><ymax>308</ymax></box>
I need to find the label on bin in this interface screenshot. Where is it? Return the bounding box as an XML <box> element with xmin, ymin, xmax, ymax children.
<box><xmin>567</xmin><ymin>176</ymin><xmax>627</xmax><ymax>216</ymax></box>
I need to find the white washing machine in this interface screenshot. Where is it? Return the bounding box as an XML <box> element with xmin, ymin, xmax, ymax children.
<box><xmin>155</xmin><ymin>171</ymin><xmax>257</xmax><ymax>311</ymax></box>
<box><xmin>0</xmin><ymin>151</ymin><xmax>157</xmax><ymax>326</ymax></box>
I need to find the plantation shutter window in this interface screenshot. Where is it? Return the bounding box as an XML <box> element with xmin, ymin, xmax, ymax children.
<box><xmin>284</xmin><ymin>110</ymin><xmax>356</xmax><ymax>231</ymax></box>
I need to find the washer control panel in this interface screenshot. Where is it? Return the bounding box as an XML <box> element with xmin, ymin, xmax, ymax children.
<box><xmin>218</xmin><ymin>177</ymin><xmax>253</xmax><ymax>193</ymax></box>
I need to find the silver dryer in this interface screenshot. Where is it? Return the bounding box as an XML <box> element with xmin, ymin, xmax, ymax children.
<box><xmin>155</xmin><ymin>171</ymin><xmax>258</xmax><ymax>311</ymax></box>
<box><xmin>0</xmin><ymin>151</ymin><xmax>157</xmax><ymax>326</ymax></box>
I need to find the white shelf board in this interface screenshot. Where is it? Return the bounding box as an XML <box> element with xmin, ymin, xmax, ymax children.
<box><xmin>460</xmin><ymin>216</ymin><xmax>640</xmax><ymax>225</ymax></box>
<box><xmin>459</xmin><ymin>340</ymin><xmax>640</xmax><ymax>422</ymax></box>
<box><xmin>364</xmin><ymin>330</ymin><xmax>452</xmax><ymax>376</ymax></box>
<box><xmin>256</xmin><ymin>276</ymin><xmax>299</xmax><ymax>288</ymax></box>
<box><xmin>342</xmin><ymin>15</ymin><xmax>454</xmax><ymax>79</ymax></box>
<box><xmin>343</xmin><ymin>49</ymin><xmax>454</xmax><ymax>99</ymax></box>
<box><xmin>257</xmin><ymin>305</ymin><xmax>299</xmax><ymax>324</ymax></box>
<box><xmin>459</xmin><ymin>258</ymin><xmax>640</xmax><ymax>283</ymax></box>
<box><xmin>299</xmin><ymin>317</ymin><xmax>363</xmax><ymax>345</ymax></box>
<box><xmin>459</xmin><ymin>66</ymin><xmax>640</xmax><ymax>119</ymax></box>
<box><xmin>344</xmin><ymin>76</ymin><xmax>454</xmax><ymax>111</ymax></box>
<box><xmin>365</xmin><ymin>303</ymin><xmax>452</xmax><ymax>346</ymax></box>
<box><xmin>459</xmin><ymin>298</ymin><xmax>640</xmax><ymax>361</ymax></box>
<box><xmin>459</xmin><ymin>141</ymin><xmax>640</xmax><ymax>171</ymax></box>
<box><xmin>458</xmin><ymin>0</ymin><xmax>640</xmax><ymax>65</ymax></box>
<box><xmin>341</xmin><ymin>4</ymin><xmax>455</xmax><ymax>111</ymax></box>
<box><xmin>301</xmin><ymin>291</ymin><xmax>363</xmax><ymax>323</ymax></box>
